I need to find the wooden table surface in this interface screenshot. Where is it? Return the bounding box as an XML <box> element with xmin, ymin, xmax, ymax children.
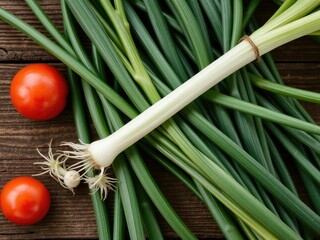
<box><xmin>0</xmin><ymin>1</ymin><xmax>320</xmax><ymax>239</ymax></box>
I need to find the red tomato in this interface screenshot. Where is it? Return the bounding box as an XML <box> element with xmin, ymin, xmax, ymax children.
<box><xmin>0</xmin><ymin>176</ymin><xmax>51</xmax><ymax>225</ymax></box>
<box><xmin>10</xmin><ymin>64</ymin><xmax>68</xmax><ymax>120</ymax></box>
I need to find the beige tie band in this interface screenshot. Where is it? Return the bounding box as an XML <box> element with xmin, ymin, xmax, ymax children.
<box><xmin>240</xmin><ymin>35</ymin><xmax>260</xmax><ymax>62</ymax></box>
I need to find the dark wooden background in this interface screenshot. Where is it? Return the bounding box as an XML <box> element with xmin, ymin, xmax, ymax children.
<box><xmin>0</xmin><ymin>1</ymin><xmax>319</xmax><ymax>239</ymax></box>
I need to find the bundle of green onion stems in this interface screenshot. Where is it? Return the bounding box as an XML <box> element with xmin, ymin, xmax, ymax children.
<box><xmin>1</xmin><ymin>0</ymin><xmax>320</xmax><ymax>239</ymax></box>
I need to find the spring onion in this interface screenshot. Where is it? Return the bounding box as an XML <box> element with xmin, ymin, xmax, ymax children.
<box><xmin>34</xmin><ymin>142</ymin><xmax>80</xmax><ymax>192</ymax></box>
<box><xmin>59</xmin><ymin>5</ymin><xmax>320</xmax><ymax>174</ymax></box>
<box><xmin>250</xmin><ymin>73</ymin><xmax>320</xmax><ymax>103</ymax></box>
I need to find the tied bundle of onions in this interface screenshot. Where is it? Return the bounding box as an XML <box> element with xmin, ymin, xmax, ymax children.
<box><xmin>2</xmin><ymin>0</ymin><xmax>320</xmax><ymax>239</ymax></box>
<box><xmin>55</xmin><ymin>0</ymin><xmax>320</xmax><ymax>193</ymax></box>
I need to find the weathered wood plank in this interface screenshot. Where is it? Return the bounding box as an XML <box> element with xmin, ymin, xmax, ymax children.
<box><xmin>0</xmin><ymin>1</ymin><xmax>62</xmax><ymax>62</ymax></box>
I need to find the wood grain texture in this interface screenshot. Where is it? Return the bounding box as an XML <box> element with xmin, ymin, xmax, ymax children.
<box><xmin>0</xmin><ymin>0</ymin><xmax>319</xmax><ymax>239</ymax></box>
<box><xmin>0</xmin><ymin>1</ymin><xmax>62</xmax><ymax>62</ymax></box>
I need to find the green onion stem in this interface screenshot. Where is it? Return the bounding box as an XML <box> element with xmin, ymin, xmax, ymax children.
<box><xmin>250</xmin><ymin>74</ymin><xmax>320</xmax><ymax>103</ymax></box>
<box><xmin>221</xmin><ymin>0</ymin><xmax>233</xmax><ymax>52</ymax></box>
<box><xmin>265</xmin><ymin>132</ymin><xmax>298</xmax><ymax>195</ymax></box>
<box><xmin>266</xmin><ymin>122</ymin><xmax>320</xmax><ymax>185</ymax></box>
<box><xmin>24</xmin><ymin>0</ymin><xmax>75</xmax><ymax>55</ymax></box>
<box><xmin>142</xmin><ymin>0</ymin><xmax>188</xmax><ymax>81</ymax></box>
<box><xmin>268</xmin><ymin>0</ymin><xmax>297</xmax><ymax>22</ymax></box>
<box><xmin>252</xmin><ymin>10</ymin><xmax>320</xmax><ymax>56</ymax></box>
<box><xmin>252</xmin><ymin>0</ymin><xmax>319</xmax><ymax>37</ymax></box>
<box><xmin>100</xmin><ymin>0</ymin><xmax>161</xmax><ymax>104</ymax></box>
<box><xmin>242</xmin><ymin>0</ymin><xmax>261</xmax><ymax>29</ymax></box>
<box><xmin>203</xmin><ymin>90</ymin><xmax>320</xmax><ymax>134</ymax></box>
<box><xmin>166</xmin><ymin>0</ymin><xmax>211</xmax><ymax>69</ymax></box>
<box><xmin>187</xmin><ymin>0</ymin><xmax>214</xmax><ymax>61</ymax></box>
<box><xmin>298</xmin><ymin>167</ymin><xmax>320</xmax><ymax>214</ymax></box>
<box><xmin>231</xmin><ymin>0</ymin><xmax>243</xmax><ymax>47</ymax></box>
<box><xmin>240</xmin><ymin>68</ymin><xmax>276</xmax><ymax>174</ymax></box>
<box><xmin>199</xmin><ymin>0</ymin><xmax>223</xmax><ymax>47</ymax></box>
<box><xmin>113</xmin><ymin>187</ymin><xmax>125</xmax><ymax>240</ymax></box>
<box><xmin>135</xmin><ymin>181</ymin><xmax>164</xmax><ymax>240</ymax></box>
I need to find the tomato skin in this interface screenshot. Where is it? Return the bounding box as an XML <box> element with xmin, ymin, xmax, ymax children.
<box><xmin>0</xmin><ymin>176</ymin><xmax>51</xmax><ymax>225</ymax></box>
<box><xmin>10</xmin><ymin>64</ymin><xmax>68</xmax><ymax>120</ymax></box>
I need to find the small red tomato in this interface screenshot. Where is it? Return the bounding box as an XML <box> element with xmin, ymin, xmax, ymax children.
<box><xmin>0</xmin><ymin>176</ymin><xmax>51</xmax><ymax>225</ymax></box>
<box><xmin>10</xmin><ymin>63</ymin><xmax>68</xmax><ymax>120</ymax></box>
